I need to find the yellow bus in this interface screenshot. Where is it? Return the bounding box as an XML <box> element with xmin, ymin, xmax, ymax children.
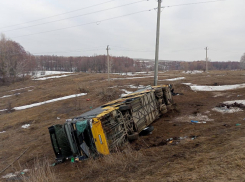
<box><xmin>48</xmin><ymin>85</ymin><xmax>174</xmax><ymax>162</ymax></box>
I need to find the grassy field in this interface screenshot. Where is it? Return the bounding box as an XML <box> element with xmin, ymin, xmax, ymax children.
<box><xmin>0</xmin><ymin>70</ymin><xmax>245</xmax><ymax>181</ymax></box>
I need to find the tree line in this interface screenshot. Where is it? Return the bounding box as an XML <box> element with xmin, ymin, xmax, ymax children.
<box><xmin>157</xmin><ymin>60</ymin><xmax>241</xmax><ymax>71</ymax></box>
<box><xmin>0</xmin><ymin>34</ymin><xmax>244</xmax><ymax>84</ymax></box>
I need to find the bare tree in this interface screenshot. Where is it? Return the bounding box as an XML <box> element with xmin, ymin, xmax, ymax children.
<box><xmin>0</xmin><ymin>34</ymin><xmax>27</xmax><ymax>83</ymax></box>
<box><xmin>240</xmin><ymin>53</ymin><xmax>245</xmax><ymax>69</ymax></box>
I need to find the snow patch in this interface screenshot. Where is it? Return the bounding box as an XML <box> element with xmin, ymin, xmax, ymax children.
<box><xmin>33</xmin><ymin>74</ymin><xmax>69</xmax><ymax>80</ymax></box>
<box><xmin>184</xmin><ymin>83</ymin><xmax>245</xmax><ymax>91</ymax></box>
<box><xmin>182</xmin><ymin>70</ymin><xmax>203</xmax><ymax>74</ymax></box>
<box><xmin>174</xmin><ymin>113</ymin><xmax>213</xmax><ymax>123</ymax></box>
<box><xmin>31</xmin><ymin>71</ymin><xmax>72</xmax><ymax>78</ymax></box>
<box><xmin>191</xmin><ymin>83</ymin><xmax>245</xmax><ymax>91</ymax></box>
<box><xmin>0</xmin><ymin>93</ymin><xmax>21</xmax><ymax>99</ymax></box>
<box><xmin>127</xmin><ymin>85</ymin><xmax>145</xmax><ymax>89</ymax></box>
<box><xmin>111</xmin><ymin>76</ymin><xmax>153</xmax><ymax>80</ymax></box>
<box><xmin>189</xmin><ymin>113</ymin><xmax>214</xmax><ymax>122</ymax></box>
<box><xmin>0</xmin><ymin>95</ymin><xmax>12</xmax><ymax>99</ymax></box>
<box><xmin>212</xmin><ymin>107</ymin><xmax>243</xmax><ymax>113</ymax></box>
<box><xmin>112</xmin><ymin>72</ymin><xmax>151</xmax><ymax>76</ymax></box>
<box><xmin>14</xmin><ymin>93</ymin><xmax>87</xmax><ymax>111</ymax></box>
<box><xmin>0</xmin><ymin>93</ymin><xmax>87</xmax><ymax>112</ymax></box>
<box><xmin>10</xmin><ymin>86</ymin><xmax>34</xmax><ymax>92</ymax></box>
<box><xmin>2</xmin><ymin>173</ymin><xmax>17</xmax><ymax>179</ymax></box>
<box><xmin>213</xmin><ymin>93</ymin><xmax>227</xmax><ymax>97</ymax></box>
<box><xmin>121</xmin><ymin>89</ymin><xmax>133</xmax><ymax>97</ymax></box>
<box><xmin>164</xmin><ymin>77</ymin><xmax>185</xmax><ymax>81</ymax></box>
<box><xmin>22</xmin><ymin>124</ymin><xmax>30</xmax><ymax>129</ymax></box>
<box><xmin>182</xmin><ymin>83</ymin><xmax>193</xmax><ymax>86</ymax></box>
<box><xmin>224</xmin><ymin>100</ymin><xmax>245</xmax><ymax>105</ymax></box>
<box><xmin>0</xmin><ymin>131</ymin><xmax>6</xmax><ymax>134</ymax></box>
<box><xmin>2</xmin><ymin>169</ymin><xmax>30</xmax><ymax>179</ymax></box>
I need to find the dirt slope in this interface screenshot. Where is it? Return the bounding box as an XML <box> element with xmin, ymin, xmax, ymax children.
<box><xmin>0</xmin><ymin>70</ymin><xmax>245</xmax><ymax>182</ymax></box>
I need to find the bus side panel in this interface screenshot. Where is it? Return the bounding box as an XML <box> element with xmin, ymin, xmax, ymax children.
<box><xmin>91</xmin><ymin>119</ymin><xmax>110</xmax><ymax>155</ymax></box>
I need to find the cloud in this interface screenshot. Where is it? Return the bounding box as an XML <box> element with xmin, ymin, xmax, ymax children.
<box><xmin>0</xmin><ymin>0</ymin><xmax>244</xmax><ymax>61</ymax></box>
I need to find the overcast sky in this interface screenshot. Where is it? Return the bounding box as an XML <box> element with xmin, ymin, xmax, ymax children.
<box><xmin>0</xmin><ymin>0</ymin><xmax>244</xmax><ymax>61</ymax></box>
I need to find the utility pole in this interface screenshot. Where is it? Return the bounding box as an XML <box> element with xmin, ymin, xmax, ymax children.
<box><xmin>154</xmin><ymin>0</ymin><xmax>162</xmax><ymax>86</ymax></box>
<box><xmin>205</xmin><ymin>47</ymin><xmax>208</xmax><ymax>72</ymax></box>
<box><xmin>106</xmin><ymin>45</ymin><xmax>110</xmax><ymax>84</ymax></box>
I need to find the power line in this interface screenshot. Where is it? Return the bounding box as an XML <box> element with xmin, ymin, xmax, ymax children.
<box><xmin>32</xmin><ymin>47</ymin><xmax>105</xmax><ymax>55</ymax></box>
<box><xmin>0</xmin><ymin>0</ymin><xmax>118</xmax><ymax>29</ymax></box>
<box><xmin>2</xmin><ymin>0</ymin><xmax>148</xmax><ymax>33</ymax></box>
<box><xmin>0</xmin><ymin>47</ymin><xmax>106</xmax><ymax>56</ymax></box>
<box><xmin>112</xmin><ymin>49</ymin><xmax>154</xmax><ymax>52</ymax></box>
<box><xmin>9</xmin><ymin>0</ymin><xmax>226</xmax><ymax>38</ymax></box>
<box><xmin>13</xmin><ymin>8</ymin><xmax>154</xmax><ymax>39</ymax></box>
<box><xmin>162</xmin><ymin>0</ymin><xmax>225</xmax><ymax>8</ymax></box>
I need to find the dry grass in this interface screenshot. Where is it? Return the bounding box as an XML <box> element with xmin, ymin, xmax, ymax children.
<box><xmin>80</xmin><ymin>146</ymin><xmax>144</xmax><ymax>180</ymax></box>
<box><xmin>1</xmin><ymin>70</ymin><xmax>245</xmax><ymax>181</ymax></box>
<box><xmin>21</xmin><ymin>159</ymin><xmax>57</xmax><ymax>182</ymax></box>
<box><xmin>96</xmin><ymin>87</ymin><xmax>122</xmax><ymax>102</ymax></box>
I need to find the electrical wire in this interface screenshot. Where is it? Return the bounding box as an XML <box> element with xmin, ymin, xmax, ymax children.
<box><xmin>10</xmin><ymin>0</ymin><xmax>226</xmax><ymax>38</ymax></box>
<box><xmin>112</xmin><ymin>49</ymin><xmax>154</xmax><ymax>52</ymax></box>
<box><xmin>3</xmin><ymin>0</ymin><xmax>148</xmax><ymax>33</ymax></box>
<box><xmin>32</xmin><ymin>48</ymin><xmax>106</xmax><ymax>55</ymax></box>
<box><xmin>13</xmin><ymin>8</ymin><xmax>154</xmax><ymax>39</ymax></box>
<box><xmin>0</xmin><ymin>0</ymin><xmax>118</xmax><ymax>29</ymax></box>
<box><xmin>162</xmin><ymin>0</ymin><xmax>225</xmax><ymax>8</ymax></box>
<box><xmin>0</xmin><ymin>47</ymin><xmax>106</xmax><ymax>56</ymax></box>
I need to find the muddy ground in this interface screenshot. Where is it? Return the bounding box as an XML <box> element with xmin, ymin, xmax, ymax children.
<box><xmin>0</xmin><ymin>70</ymin><xmax>245</xmax><ymax>181</ymax></box>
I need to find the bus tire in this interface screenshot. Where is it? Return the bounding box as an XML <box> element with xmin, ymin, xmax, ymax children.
<box><xmin>127</xmin><ymin>132</ymin><xmax>139</xmax><ymax>141</ymax></box>
<box><xmin>140</xmin><ymin>126</ymin><xmax>154</xmax><ymax>136</ymax></box>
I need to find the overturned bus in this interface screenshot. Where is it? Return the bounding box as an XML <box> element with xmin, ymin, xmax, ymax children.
<box><xmin>48</xmin><ymin>85</ymin><xmax>174</xmax><ymax>162</ymax></box>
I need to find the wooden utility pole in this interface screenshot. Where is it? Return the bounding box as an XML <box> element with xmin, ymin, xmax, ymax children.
<box><xmin>205</xmin><ymin>47</ymin><xmax>208</xmax><ymax>72</ymax></box>
<box><xmin>154</xmin><ymin>0</ymin><xmax>162</xmax><ymax>86</ymax></box>
<box><xmin>106</xmin><ymin>45</ymin><xmax>110</xmax><ymax>83</ymax></box>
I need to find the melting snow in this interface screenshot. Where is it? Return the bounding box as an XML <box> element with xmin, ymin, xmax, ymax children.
<box><xmin>10</xmin><ymin>86</ymin><xmax>34</xmax><ymax>92</ymax></box>
<box><xmin>121</xmin><ymin>89</ymin><xmax>133</xmax><ymax>97</ymax></box>
<box><xmin>31</xmin><ymin>71</ymin><xmax>72</xmax><ymax>78</ymax></box>
<box><xmin>189</xmin><ymin>113</ymin><xmax>214</xmax><ymax>122</ymax></box>
<box><xmin>14</xmin><ymin>93</ymin><xmax>87</xmax><ymax>110</ymax></box>
<box><xmin>212</xmin><ymin>100</ymin><xmax>245</xmax><ymax>113</ymax></box>
<box><xmin>0</xmin><ymin>93</ymin><xmax>21</xmax><ymax>99</ymax></box>
<box><xmin>33</xmin><ymin>75</ymin><xmax>70</xmax><ymax>80</ymax></box>
<box><xmin>182</xmin><ymin>70</ymin><xmax>203</xmax><ymax>74</ymax></box>
<box><xmin>0</xmin><ymin>95</ymin><xmax>12</xmax><ymax>99</ymax></box>
<box><xmin>0</xmin><ymin>131</ymin><xmax>6</xmax><ymax>134</ymax></box>
<box><xmin>174</xmin><ymin>114</ymin><xmax>213</xmax><ymax>123</ymax></box>
<box><xmin>212</xmin><ymin>107</ymin><xmax>243</xmax><ymax>113</ymax></box>
<box><xmin>224</xmin><ymin>100</ymin><xmax>245</xmax><ymax>105</ymax></box>
<box><xmin>190</xmin><ymin>83</ymin><xmax>245</xmax><ymax>91</ymax></box>
<box><xmin>2</xmin><ymin>173</ymin><xmax>17</xmax><ymax>179</ymax></box>
<box><xmin>22</xmin><ymin>124</ymin><xmax>30</xmax><ymax>129</ymax></box>
<box><xmin>112</xmin><ymin>72</ymin><xmax>151</xmax><ymax>76</ymax></box>
<box><xmin>213</xmin><ymin>93</ymin><xmax>226</xmax><ymax>97</ymax></box>
<box><xmin>164</xmin><ymin>77</ymin><xmax>185</xmax><ymax>81</ymax></box>
<box><xmin>182</xmin><ymin>83</ymin><xmax>193</xmax><ymax>86</ymax></box>
<box><xmin>0</xmin><ymin>93</ymin><xmax>87</xmax><ymax>112</ymax></box>
<box><xmin>127</xmin><ymin>85</ymin><xmax>145</xmax><ymax>89</ymax></box>
<box><xmin>111</xmin><ymin>76</ymin><xmax>153</xmax><ymax>80</ymax></box>
<box><xmin>183</xmin><ymin>83</ymin><xmax>245</xmax><ymax>91</ymax></box>
<box><xmin>2</xmin><ymin>169</ymin><xmax>30</xmax><ymax>179</ymax></box>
